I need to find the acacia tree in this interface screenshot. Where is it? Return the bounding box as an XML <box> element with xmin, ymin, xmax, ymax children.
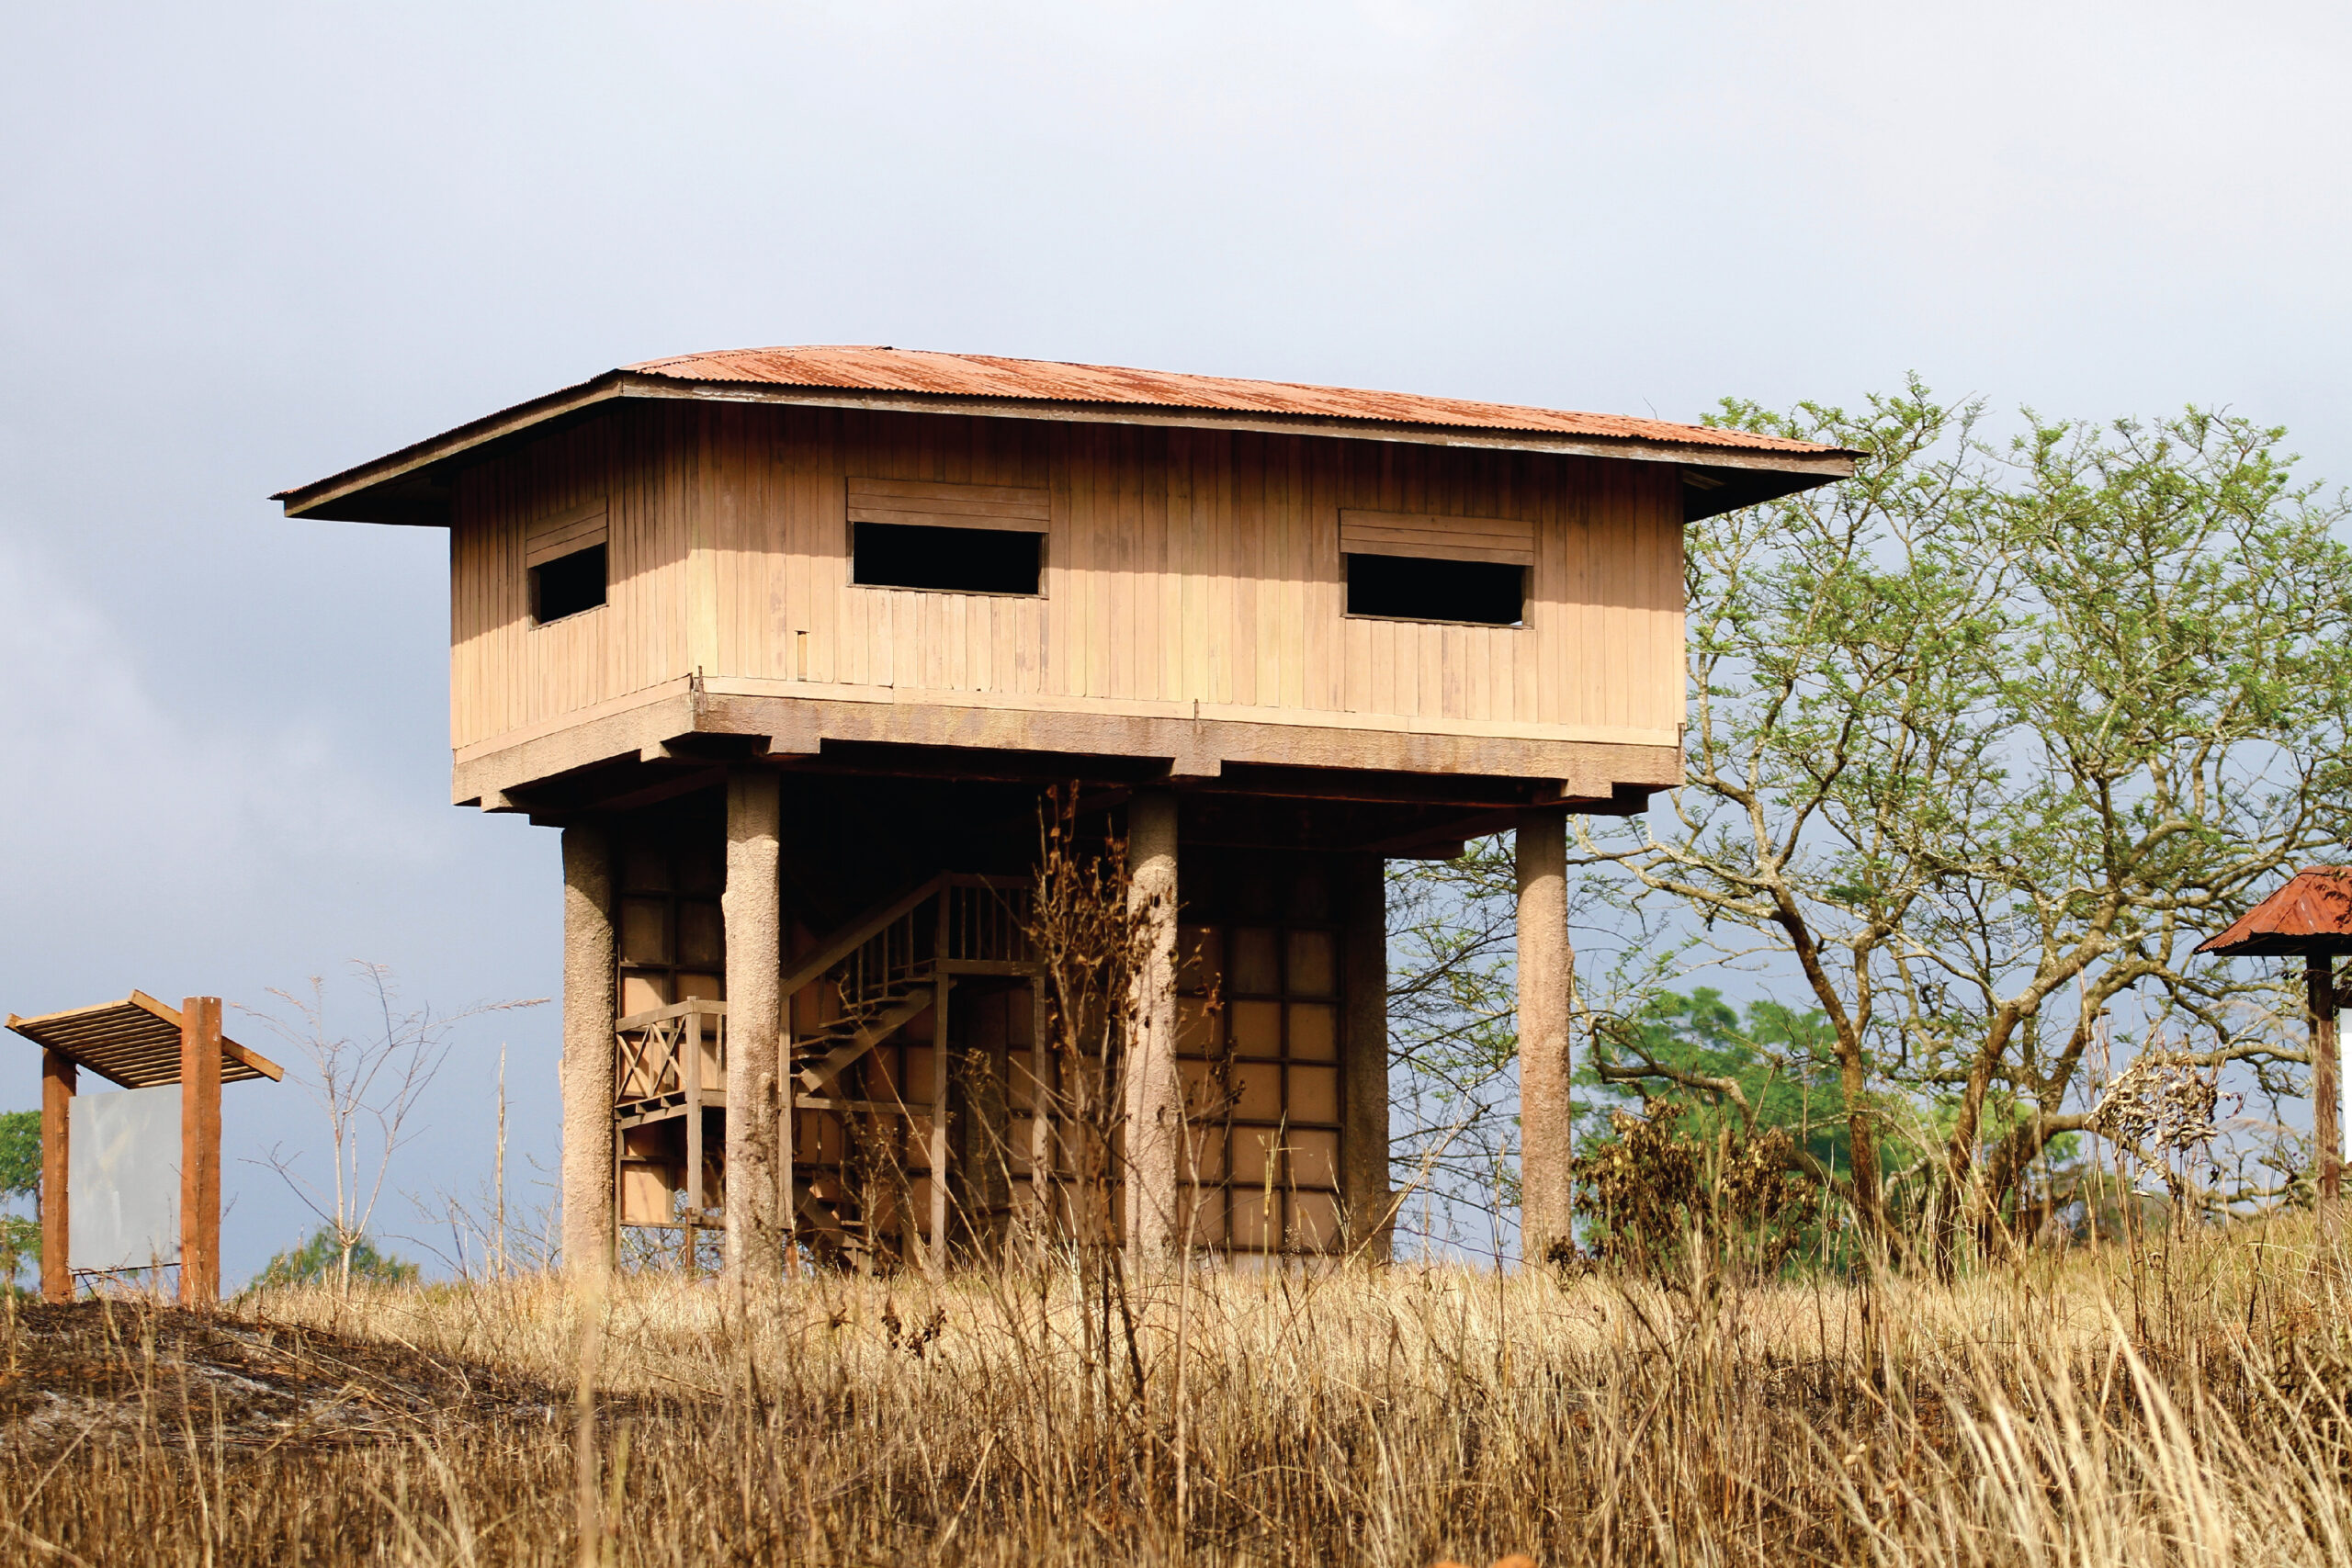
<box><xmin>1578</xmin><ymin>384</ymin><xmax>2352</xmax><ymax>1248</ymax></box>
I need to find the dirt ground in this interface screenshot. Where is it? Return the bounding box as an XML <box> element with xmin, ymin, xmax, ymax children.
<box><xmin>0</xmin><ymin>1298</ymin><xmax>565</xmax><ymax>1458</ymax></box>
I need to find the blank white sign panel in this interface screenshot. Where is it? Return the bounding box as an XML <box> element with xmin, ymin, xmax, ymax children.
<box><xmin>68</xmin><ymin>1085</ymin><xmax>181</xmax><ymax>1272</ymax></box>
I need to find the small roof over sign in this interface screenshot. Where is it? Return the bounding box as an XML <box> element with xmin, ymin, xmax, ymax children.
<box><xmin>2198</xmin><ymin>868</ymin><xmax>2352</xmax><ymax>957</ymax></box>
<box><xmin>6</xmin><ymin>992</ymin><xmax>284</xmax><ymax>1089</ymax></box>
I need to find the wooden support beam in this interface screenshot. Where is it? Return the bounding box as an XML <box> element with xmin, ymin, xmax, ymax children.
<box><xmin>931</xmin><ymin>969</ymin><xmax>953</xmax><ymax>1276</ymax></box>
<box><xmin>1516</xmin><ymin>809</ymin><xmax>1575</xmax><ymax>1267</ymax></box>
<box><xmin>179</xmin><ymin>997</ymin><xmax>223</xmax><ymax>1306</ymax></box>
<box><xmin>1030</xmin><ymin>981</ymin><xmax>1053</xmax><ymax>1236</ymax></box>
<box><xmin>1340</xmin><ymin>854</ymin><xmax>1395</xmax><ymax>1261</ymax></box>
<box><xmin>685</xmin><ymin>1006</ymin><xmax>706</xmax><ymax>1267</ymax></box>
<box><xmin>2315</xmin><ymin>956</ymin><xmax>2342</xmax><ymax>1203</ymax></box>
<box><xmin>562</xmin><ymin>823</ymin><xmax>617</xmax><ymax>1278</ymax></box>
<box><xmin>781</xmin><ymin>1006</ymin><xmax>799</xmax><ymax>1279</ymax></box>
<box><xmin>40</xmin><ymin>1050</ymin><xmax>74</xmax><ymax>1303</ymax></box>
<box><xmin>1124</xmin><ymin>789</ymin><xmax>1181</xmax><ymax>1262</ymax></box>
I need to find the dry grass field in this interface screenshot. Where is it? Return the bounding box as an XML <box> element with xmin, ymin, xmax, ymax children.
<box><xmin>3</xmin><ymin>1220</ymin><xmax>2350</xmax><ymax>1566</ymax></box>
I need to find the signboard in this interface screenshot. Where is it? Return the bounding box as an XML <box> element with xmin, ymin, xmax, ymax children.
<box><xmin>68</xmin><ymin>1084</ymin><xmax>182</xmax><ymax>1272</ymax></box>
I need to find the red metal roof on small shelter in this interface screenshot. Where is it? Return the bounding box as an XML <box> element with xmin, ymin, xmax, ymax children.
<box><xmin>2198</xmin><ymin>868</ymin><xmax>2352</xmax><ymax>956</ymax></box>
<box><xmin>624</xmin><ymin>346</ymin><xmax>1844</xmax><ymax>457</ymax></box>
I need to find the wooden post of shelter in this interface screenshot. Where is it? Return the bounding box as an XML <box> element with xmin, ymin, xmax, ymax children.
<box><xmin>40</xmin><ymin>1051</ymin><xmax>74</xmax><ymax>1303</ymax></box>
<box><xmin>2199</xmin><ymin>867</ymin><xmax>2352</xmax><ymax>1207</ymax></box>
<box><xmin>179</xmin><ymin>997</ymin><xmax>224</xmax><ymax>1304</ymax></box>
<box><xmin>2317</xmin><ymin>955</ymin><xmax>2343</xmax><ymax>1202</ymax></box>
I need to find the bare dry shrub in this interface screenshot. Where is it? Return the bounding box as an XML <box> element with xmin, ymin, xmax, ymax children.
<box><xmin>1564</xmin><ymin>1106</ymin><xmax>1809</xmax><ymax>1284</ymax></box>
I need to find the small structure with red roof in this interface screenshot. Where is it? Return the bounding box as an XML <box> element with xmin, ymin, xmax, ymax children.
<box><xmin>2199</xmin><ymin>867</ymin><xmax>2351</xmax><ymax>1199</ymax></box>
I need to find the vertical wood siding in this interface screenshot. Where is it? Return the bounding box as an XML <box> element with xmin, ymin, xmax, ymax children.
<box><xmin>449</xmin><ymin>403</ymin><xmax>1686</xmax><ymax>752</ymax></box>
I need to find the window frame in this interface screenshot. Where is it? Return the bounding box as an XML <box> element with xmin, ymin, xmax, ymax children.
<box><xmin>525</xmin><ymin>500</ymin><xmax>612</xmax><ymax>627</ymax></box>
<box><xmin>844</xmin><ymin>477</ymin><xmax>1052</xmax><ymax>600</ymax></box>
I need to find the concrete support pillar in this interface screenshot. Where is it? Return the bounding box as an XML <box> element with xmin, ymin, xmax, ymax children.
<box><xmin>1516</xmin><ymin>809</ymin><xmax>1575</xmax><ymax>1266</ymax></box>
<box><xmin>40</xmin><ymin>1050</ymin><xmax>74</xmax><ymax>1303</ymax></box>
<box><xmin>2314</xmin><ymin>956</ymin><xmax>2342</xmax><ymax>1203</ymax></box>
<box><xmin>1340</xmin><ymin>853</ymin><xmax>1393</xmax><ymax>1260</ymax></box>
<box><xmin>561</xmin><ymin>823</ymin><xmax>617</xmax><ymax>1278</ymax></box>
<box><xmin>1124</xmin><ymin>789</ymin><xmax>1181</xmax><ymax>1262</ymax></box>
<box><xmin>723</xmin><ymin>769</ymin><xmax>785</xmax><ymax>1280</ymax></box>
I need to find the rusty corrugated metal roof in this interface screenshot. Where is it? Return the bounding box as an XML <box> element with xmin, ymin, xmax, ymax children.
<box><xmin>277</xmin><ymin>346</ymin><xmax>1860</xmax><ymax>525</ymax></box>
<box><xmin>2199</xmin><ymin>868</ymin><xmax>2352</xmax><ymax>956</ymax></box>
<box><xmin>625</xmin><ymin>345</ymin><xmax>1842</xmax><ymax>456</ymax></box>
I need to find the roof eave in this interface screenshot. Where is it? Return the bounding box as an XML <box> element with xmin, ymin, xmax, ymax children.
<box><xmin>274</xmin><ymin>370</ymin><xmax>634</xmax><ymax>525</ymax></box>
<box><xmin>277</xmin><ymin>370</ymin><xmax>1858</xmax><ymax>527</ymax></box>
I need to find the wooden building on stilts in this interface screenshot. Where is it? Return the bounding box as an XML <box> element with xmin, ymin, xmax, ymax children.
<box><xmin>277</xmin><ymin>347</ymin><xmax>1853</xmax><ymax>1273</ymax></box>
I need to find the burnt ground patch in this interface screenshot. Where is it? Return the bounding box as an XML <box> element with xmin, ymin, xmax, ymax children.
<box><xmin>0</xmin><ymin>1299</ymin><xmax>572</xmax><ymax>1458</ymax></box>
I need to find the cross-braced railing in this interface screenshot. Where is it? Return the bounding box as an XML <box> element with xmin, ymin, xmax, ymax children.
<box><xmin>615</xmin><ymin>998</ymin><xmax>726</xmax><ymax>1118</ymax></box>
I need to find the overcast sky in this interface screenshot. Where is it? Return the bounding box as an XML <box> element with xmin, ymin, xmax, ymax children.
<box><xmin>4</xmin><ymin>1</ymin><xmax>2346</xmax><ymax>1282</ymax></box>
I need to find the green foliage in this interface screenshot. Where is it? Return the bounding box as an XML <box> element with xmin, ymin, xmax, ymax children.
<box><xmin>1385</xmin><ymin>837</ymin><xmax>1527</xmax><ymax>1213</ymax></box>
<box><xmin>0</xmin><ymin>1110</ymin><xmax>40</xmax><ymax>1200</ymax></box>
<box><xmin>0</xmin><ymin>1215</ymin><xmax>37</xmax><ymax>1292</ymax></box>
<box><xmin>255</xmin><ymin>1225</ymin><xmax>419</xmax><ymax>1290</ymax></box>
<box><xmin>1581</xmin><ymin>385</ymin><xmax>2352</xmax><ymax>1239</ymax></box>
<box><xmin>1592</xmin><ymin>988</ymin><xmax>1845</xmax><ymax>1161</ymax></box>
<box><xmin>0</xmin><ymin>1111</ymin><xmax>40</xmax><ymax>1291</ymax></box>
<box><xmin>1385</xmin><ymin>383</ymin><xmax>2352</xmax><ymax>1264</ymax></box>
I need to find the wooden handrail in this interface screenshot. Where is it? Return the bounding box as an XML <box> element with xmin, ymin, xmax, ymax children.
<box><xmin>615</xmin><ymin>997</ymin><xmax>728</xmax><ymax>1034</ymax></box>
<box><xmin>778</xmin><ymin>874</ymin><xmax>952</xmax><ymax>1000</ymax></box>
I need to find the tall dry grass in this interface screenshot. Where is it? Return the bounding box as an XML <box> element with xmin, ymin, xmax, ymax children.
<box><xmin>6</xmin><ymin>1217</ymin><xmax>2352</xmax><ymax>1565</ymax></box>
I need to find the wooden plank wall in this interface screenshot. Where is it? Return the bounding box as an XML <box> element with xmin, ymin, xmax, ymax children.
<box><xmin>449</xmin><ymin>411</ymin><xmax>693</xmax><ymax>750</ymax></box>
<box><xmin>449</xmin><ymin>403</ymin><xmax>1686</xmax><ymax>752</ymax></box>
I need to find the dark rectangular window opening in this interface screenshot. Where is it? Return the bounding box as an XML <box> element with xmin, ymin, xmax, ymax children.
<box><xmin>1344</xmin><ymin>552</ymin><xmax>1523</xmax><ymax>626</ymax></box>
<box><xmin>532</xmin><ymin>543</ymin><xmax>608</xmax><ymax>625</ymax></box>
<box><xmin>853</xmin><ymin>521</ymin><xmax>1041</xmax><ymax>595</ymax></box>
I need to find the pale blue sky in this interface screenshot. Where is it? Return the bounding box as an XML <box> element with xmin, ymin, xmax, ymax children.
<box><xmin>4</xmin><ymin>0</ymin><xmax>2346</xmax><ymax>1280</ymax></box>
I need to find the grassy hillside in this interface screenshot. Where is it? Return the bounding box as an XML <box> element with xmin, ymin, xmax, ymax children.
<box><xmin>3</xmin><ymin>1221</ymin><xmax>2348</xmax><ymax>1564</ymax></box>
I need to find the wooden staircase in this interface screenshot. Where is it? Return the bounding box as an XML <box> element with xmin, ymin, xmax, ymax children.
<box><xmin>613</xmin><ymin>872</ymin><xmax>1035</xmax><ymax>1269</ymax></box>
